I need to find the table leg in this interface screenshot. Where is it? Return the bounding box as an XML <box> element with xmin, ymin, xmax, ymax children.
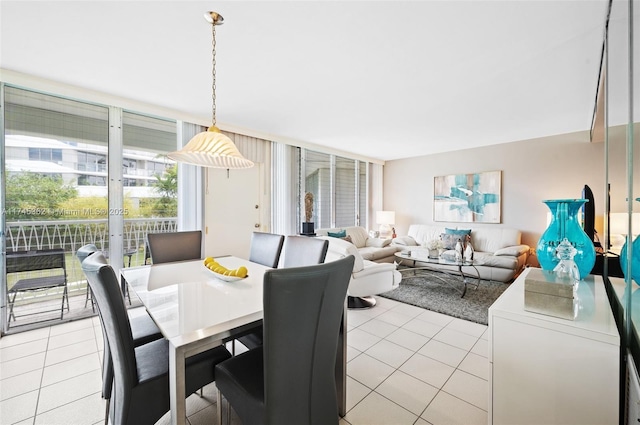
<box><xmin>169</xmin><ymin>344</ymin><xmax>187</xmax><ymax>425</ymax></box>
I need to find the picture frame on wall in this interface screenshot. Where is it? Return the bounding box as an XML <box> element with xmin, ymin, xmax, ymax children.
<box><xmin>434</xmin><ymin>170</ymin><xmax>502</xmax><ymax>223</ymax></box>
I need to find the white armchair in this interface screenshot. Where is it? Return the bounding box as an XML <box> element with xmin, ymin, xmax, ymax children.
<box><xmin>318</xmin><ymin>236</ymin><xmax>402</xmax><ymax>308</ymax></box>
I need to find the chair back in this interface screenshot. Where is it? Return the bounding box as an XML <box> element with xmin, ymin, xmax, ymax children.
<box><xmin>248</xmin><ymin>232</ymin><xmax>285</xmax><ymax>268</ymax></box>
<box><xmin>7</xmin><ymin>249</ymin><xmax>67</xmax><ymax>276</ymax></box>
<box><xmin>262</xmin><ymin>255</ymin><xmax>355</xmax><ymax>424</ymax></box>
<box><xmin>76</xmin><ymin>244</ymin><xmax>98</xmax><ymax>264</ymax></box>
<box><xmin>281</xmin><ymin>236</ymin><xmax>329</xmax><ymax>267</ymax></box>
<box><xmin>146</xmin><ymin>230</ymin><xmax>202</xmax><ymax>264</ymax></box>
<box><xmin>81</xmin><ymin>253</ymin><xmax>138</xmax><ymax>423</ymax></box>
<box><xmin>76</xmin><ymin>244</ymin><xmax>114</xmax><ymax>399</ymax></box>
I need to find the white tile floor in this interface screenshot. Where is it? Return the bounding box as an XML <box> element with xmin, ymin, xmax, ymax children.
<box><xmin>0</xmin><ymin>297</ymin><xmax>489</xmax><ymax>425</ymax></box>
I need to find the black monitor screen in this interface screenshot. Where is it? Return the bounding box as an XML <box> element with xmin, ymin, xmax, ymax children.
<box><xmin>582</xmin><ymin>185</ymin><xmax>595</xmax><ymax>242</ymax></box>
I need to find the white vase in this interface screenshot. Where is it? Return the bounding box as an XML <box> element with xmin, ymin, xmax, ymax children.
<box><xmin>454</xmin><ymin>240</ymin><xmax>463</xmax><ymax>261</ymax></box>
<box><xmin>464</xmin><ymin>244</ymin><xmax>474</xmax><ymax>262</ymax></box>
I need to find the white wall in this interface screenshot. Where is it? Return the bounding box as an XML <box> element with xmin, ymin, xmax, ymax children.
<box><xmin>384</xmin><ymin>129</ymin><xmax>611</xmax><ymax>252</ymax></box>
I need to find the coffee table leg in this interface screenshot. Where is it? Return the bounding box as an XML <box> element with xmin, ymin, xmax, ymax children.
<box><xmin>458</xmin><ymin>265</ymin><xmax>468</xmax><ymax>297</ymax></box>
<box><xmin>458</xmin><ymin>265</ymin><xmax>482</xmax><ymax>298</ymax></box>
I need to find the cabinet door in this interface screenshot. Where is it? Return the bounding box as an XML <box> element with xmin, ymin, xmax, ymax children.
<box><xmin>492</xmin><ymin>317</ymin><xmax>618</xmax><ymax>425</ymax></box>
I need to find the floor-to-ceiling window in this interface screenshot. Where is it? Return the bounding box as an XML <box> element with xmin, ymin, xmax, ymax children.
<box><xmin>3</xmin><ymin>86</ymin><xmax>110</xmax><ymax>331</ymax></box>
<box><xmin>122</xmin><ymin>111</ymin><xmax>177</xmax><ymax>266</ymax></box>
<box><xmin>300</xmin><ymin>148</ymin><xmax>368</xmax><ymax>231</ymax></box>
<box><xmin>1</xmin><ymin>86</ymin><xmax>180</xmax><ymax>333</ymax></box>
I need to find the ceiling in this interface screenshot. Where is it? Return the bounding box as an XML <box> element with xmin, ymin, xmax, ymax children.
<box><xmin>0</xmin><ymin>1</ymin><xmax>609</xmax><ymax>162</ymax></box>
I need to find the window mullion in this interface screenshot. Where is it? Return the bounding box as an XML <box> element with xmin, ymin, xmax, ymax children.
<box><xmin>108</xmin><ymin>106</ymin><xmax>124</xmax><ymax>272</ymax></box>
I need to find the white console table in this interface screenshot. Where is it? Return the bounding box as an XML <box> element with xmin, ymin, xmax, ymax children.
<box><xmin>488</xmin><ymin>268</ymin><xmax>620</xmax><ymax>425</ymax></box>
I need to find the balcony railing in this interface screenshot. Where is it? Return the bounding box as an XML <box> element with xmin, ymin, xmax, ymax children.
<box><xmin>4</xmin><ymin>217</ymin><xmax>177</xmax><ymax>330</ymax></box>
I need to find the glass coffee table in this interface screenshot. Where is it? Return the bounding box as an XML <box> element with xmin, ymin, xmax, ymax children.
<box><xmin>394</xmin><ymin>250</ymin><xmax>482</xmax><ymax>297</ymax></box>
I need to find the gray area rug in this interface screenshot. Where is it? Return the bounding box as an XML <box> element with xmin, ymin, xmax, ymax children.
<box><xmin>379</xmin><ymin>270</ymin><xmax>509</xmax><ymax>325</ymax></box>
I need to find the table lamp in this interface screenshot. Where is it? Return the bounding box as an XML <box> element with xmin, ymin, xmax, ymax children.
<box><xmin>610</xmin><ymin>212</ymin><xmax>640</xmax><ymax>250</ymax></box>
<box><xmin>376</xmin><ymin>211</ymin><xmax>395</xmax><ymax>239</ymax></box>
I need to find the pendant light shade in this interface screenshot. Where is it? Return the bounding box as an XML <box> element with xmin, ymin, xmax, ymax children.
<box><xmin>167</xmin><ymin>11</ymin><xmax>254</xmax><ymax>169</ymax></box>
<box><xmin>167</xmin><ymin>126</ymin><xmax>254</xmax><ymax>168</ymax></box>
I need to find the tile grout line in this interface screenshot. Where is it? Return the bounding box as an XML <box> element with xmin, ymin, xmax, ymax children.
<box><xmin>33</xmin><ymin>319</ymin><xmax>102</xmax><ymax>423</ymax></box>
<box><xmin>33</xmin><ymin>324</ymin><xmax>52</xmax><ymax>425</ymax></box>
<box><xmin>347</xmin><ymin>303</ymin><xmax>489</xmax><ymax>424</ymax></box>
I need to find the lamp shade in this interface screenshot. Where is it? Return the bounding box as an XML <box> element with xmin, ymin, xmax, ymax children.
<box><xmin>376</xmin><ymin>211</ymin><xmax>395</xmax><ymax>225</ymax></box>
<box><xmin>167</xmin><ymin>127</ymin><xmax>254</xmax><ymax>169</ymax></box>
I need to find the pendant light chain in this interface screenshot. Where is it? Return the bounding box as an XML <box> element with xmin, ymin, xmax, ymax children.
<box><xmin>211</xmin><ymin>22</ymin><xmax>217</xmax><ymax>127</ymax></box>
<box><xmin>166</xmin><ymin>11</ymin><xmax>253</xmax><ymax>169</ymax></box>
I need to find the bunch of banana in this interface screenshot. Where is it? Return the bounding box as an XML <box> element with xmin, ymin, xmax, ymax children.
<box><xmin>203</xmin><ymin>257</ymin><xmax>248</xmax><ymax>278</ymax></box>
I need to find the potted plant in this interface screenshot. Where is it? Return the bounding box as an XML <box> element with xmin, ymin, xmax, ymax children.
<box><xmin>423</xmin><ymin>239</ymin><xmax>444</xmax><ymax>258</ymax></box>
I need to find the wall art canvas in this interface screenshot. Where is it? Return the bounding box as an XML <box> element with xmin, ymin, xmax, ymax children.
<box><xmin>434</xmin><ymin>170</ymin><xmax>501</xmax><ymax>223</ymax></box>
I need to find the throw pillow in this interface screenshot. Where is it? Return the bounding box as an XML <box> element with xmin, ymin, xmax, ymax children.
<box><xmin>445</xmin><ymin>228</ymin><xmax>471</xmax><ymax>238</ymax></box>
<box><xmin>440</xmin><ymin>233</ymin><xmax>467</xmax><ymax>250</ymax></box>
<box><xmin>341</xmin><ymin>235</ymin><xmax>353</xmax><ymax>244</ymax></box>
<box><xmin>327</xmin><ymin>230</ymin><xmax>347</xmax><ymax>238</ymax></box>
<box><xmin>444</xmin><ymin>228</ymin><xmax>471</xmax><ymax>248</ymax></box>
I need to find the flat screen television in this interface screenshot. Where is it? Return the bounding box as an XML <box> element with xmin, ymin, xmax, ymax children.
<box><xmin>582</xmin><ymin>184</ymin><xmax>596</xmax><ymax>243</ymax></box>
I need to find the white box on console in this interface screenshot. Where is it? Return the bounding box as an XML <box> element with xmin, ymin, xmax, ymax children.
<box><xmin>523</xmin><ymin>268</ymin><xmax>577</xmax><ymax>320</ymax></box>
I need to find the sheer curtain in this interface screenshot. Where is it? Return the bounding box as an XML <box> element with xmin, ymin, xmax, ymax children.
<box><xmin>271</xmin><ymin>143</ymin><xmax>299</xmax><ymax>236</ymax></box>
<box><xmin>369</xmin><ymin>163</ymin><xmax>384</xmax><ymax>231</ymax></box>
<box><xmin>177</xmin><ymin>122</ymin><xmax>205</xmax><ymax>231</ymax></box>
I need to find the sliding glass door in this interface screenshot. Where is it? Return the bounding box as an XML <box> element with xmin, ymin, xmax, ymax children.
<box><xmin>1</xmin><ymin>86</ymin><xmax>181</xmax><ymax>333</ymax></box>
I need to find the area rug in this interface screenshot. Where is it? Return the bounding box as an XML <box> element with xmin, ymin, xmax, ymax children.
<box><xmin>379</xmin><ymin>270</ymin><xmax>509</xmax><ymax>325</ymax></box>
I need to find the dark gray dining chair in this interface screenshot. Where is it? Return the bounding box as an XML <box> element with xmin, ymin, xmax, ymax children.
<box><xmin>215</xmin><ymin>255</ymin><xmax>355</xmax><ymax>425</ymax></box>
<box><xmin>248</xmin><ymin>232</ymin><xmax>285</xmax><ymax>268</ymax></box>
<box><xmin>281</xmin><ymin>235</ymin><xmax>329</xmax><ymax>267</ymax></box>
<box><xmin>77</xmin><ymin>244</ymin><xmax>163</xmax><ymax>424</ymax></box>
<box><xmin>82</xmin><ymin>252</ymin><xmax>231</xmax><ymax>425</ymax></box>
<box><xmin>77</xmin><ymin>244</ymin><xmax>99</xmax><ymax>311</ymax></box>
<box><xmin>146</xmin><ymin>230</ymin><xmax>202</xmax><ymax>264</ymax></box>
<box><xmin>237</xmin><ymin>235</ymin><xmax>329</xmax><ymax>351</ymax></box>
<box><xmin>234</xmin><ymin>232</ymin><xmax>285</xmax><ymax>352</ymax></box>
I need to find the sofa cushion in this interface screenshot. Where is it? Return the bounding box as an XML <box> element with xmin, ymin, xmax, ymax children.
<box><xmin>391</xmin><ymin>236</ymin><xmax>418</xmax><ymax>246</ymax></box>
<box><xmin>359</xmin><ymin>245</ymin><xmax>399</xmax><ymax>262</ymax></box>
<box><xmin>366</xmin><ymin>238</ymin><xmax>391</xmax><ymax>248</ymax></box>
<box><xmin>407</xmin><ymin>224</ymin><xmax>446</xmax><ymax>246</ymax></box>
<box><xmin>474</xmin><ymin>251</ymin><xmax>518</xmax><ymax>270</ymax></box>
<box><xmin>494</xmin><ymin>245</ymin><xmax>529</xmax><ymax>257</ymax></box>
<box><xmin>469</xmin><ymin>228</ymin><xmax>521</xmax><ymax>252</ymax></box>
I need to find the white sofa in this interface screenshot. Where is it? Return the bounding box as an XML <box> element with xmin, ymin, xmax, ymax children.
<box><xmin>317</xmin><ymin>235</ymin><xmax>402</xmax><ymax>308</ymax></box>
<box><xmin>316</xmin><ymin>226</ymin><xmax>399</xmax><ymax>263</ymax></box>
<box><xmin>392</xmin><ymin>224</ymin><xmax>530</xmax><ymax>282</ymax></box>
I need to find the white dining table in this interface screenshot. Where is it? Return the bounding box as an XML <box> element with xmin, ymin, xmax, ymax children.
<box><xmin>120</xmin><ymin>256</ymin><xmax>347</xmax><ymax>425</ymax></box>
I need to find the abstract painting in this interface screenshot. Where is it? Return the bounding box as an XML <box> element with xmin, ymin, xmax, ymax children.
<box><xmin>434</xmin><ymin>170</ymin><xmax>501</xmax><ymax>223</ymax></box>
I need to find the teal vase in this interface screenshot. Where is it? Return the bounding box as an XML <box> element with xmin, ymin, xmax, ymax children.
<box><xmin>620</xmin><ymin>236</ymin><xmax>640</xmax><ymax>284</ymax></box>
<box><xmin>536</xmin><ymin>199</ymin><xmax>596</xmax><ymax>280</ymax></box>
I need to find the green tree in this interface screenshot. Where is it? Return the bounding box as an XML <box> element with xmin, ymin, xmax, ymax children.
<box><xmin>58</xmin><ymin>196</ymin><xmax>138</xmax><ymax>219</ymax></box>
<box><xmin>153</xmin><ymin>164</ymin><xmax>177</xmax><ymax>198</ymax></box>
<box><xmin>151</xmin><ymin>165</ymin><xmax>177</xmax><ymax>217</ymax></box>
<box><xmin>5</xmin><ymin>173</ymin><xmax>77</xmax><ymax>220</ymax></box>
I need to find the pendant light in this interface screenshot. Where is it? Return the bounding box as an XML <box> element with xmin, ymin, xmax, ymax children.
<box><xmin>168</xmin><ymin>12</ymin><xmax>254</xmax><ymax>169</ymax></box>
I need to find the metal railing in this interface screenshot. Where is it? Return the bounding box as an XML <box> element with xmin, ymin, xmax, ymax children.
<box><xmin>5</xmin><ymin>217</ymin><xmax>177</xmax><ymax>253</ymax></box>
<box><xmin>4</xmin><ymin>217</ymin><xmax>177</xmax><ymax>324</ymax></box>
